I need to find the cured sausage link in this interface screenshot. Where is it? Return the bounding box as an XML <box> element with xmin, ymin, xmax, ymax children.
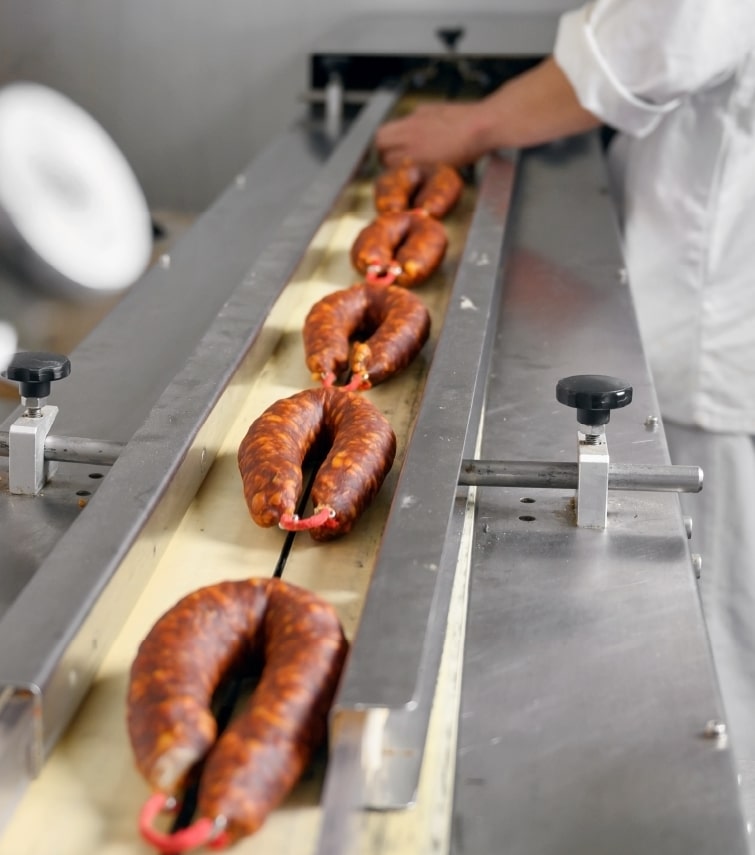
<box><xmin>303</xmin><ymin>283</ymin><xmax>431</xmax><ymax>389</ymax></box>
<box><xmin>237</xmin><ymin>391</ymin><xmax>325</xmax><ymax>528</ymax></box>
<box><xmin>350</xmin><ymin>211</ymin><xmax>448</xmax><ymax>288</ymax></box>
<box><xmin>350</xmin><ymin>284</ymin><xmax>430</xmax><ymax>386</ymax></box>
<box><xmin>238</xmin><ymin>387</ymin><xmax>396</xmax><ymax>540</ymax></box>
<box><xmin>127</xmin><ymin>578</ymin><xmax>348</xmax><ymax>844</ymax></box>
<box><xmin>374</xmin><ymin>162</ymin><xmax>422</xmax><ymax>213</ymax></box>
<box><xmin>374</xmin><ymin>161</ymin><xmax>463</xmax><ymax>219</ymax></box>
<box><xmin>303</xmin><ymin>284</ymin><xmax>370</xmax><ymax>383</ymax></box>
<box><xmin>394</xmin><ymin>213</ymin><xmax>448</xmax><ymax>287</ymax></box>
<box><xmin>197</xmin><ymin>580</ymin><xmax>348</xmax><ymax>837</ymax></box>
<box><xmin>127</xmin><ymin>581</ymin><xmax>266</xmax><ymax>795</ymax></box>
<box><xmin>307</xmin><ymin>388</ymin><xmax>396</xmax><ymax>540</ymax></box>
<box><xmin>350</xmin><ymin>211</ymin><xmax>411</xmax><ymax>275</ymax></box>
<box><xmin>413</xmin><ymin>163</ymin><xmax>464</xmax><ymax>219</ymax></box>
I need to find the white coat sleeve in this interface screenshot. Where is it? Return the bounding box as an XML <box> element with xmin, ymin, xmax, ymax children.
<box><xmin>554</xmin><ymin>0</ymin><xmax>755</xmax><ymax>137</ymax></box>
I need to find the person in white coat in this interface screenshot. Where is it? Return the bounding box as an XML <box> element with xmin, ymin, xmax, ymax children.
<box><xmin>377</xmin><ymin>0</ymin><xmax>755</xmax><ymax>829</ymax></box>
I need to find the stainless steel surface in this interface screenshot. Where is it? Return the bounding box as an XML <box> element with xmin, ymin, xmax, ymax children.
<box><xmin>316</xmin><ymin>474</ymin><xmax>480</xmax><ymax>855</ymax></box>
<box><xmin>320</xmin><ymin>153</ymin><xmax>516</xmax><ymax>817</ymax></box>
<box><xmin>452</xmin><ymin>134</ymin><xmax>749</xmax><ymax>854</ymax></box>
<box><xmin>335</xmin><ymin>151</ymin><xmax>516</xmax><ymax>714</ymax></box>
<box><xmin>315</xmin><ymin>711</ymin><xmax>372</xmax><ymax>855</ymax></box>
<box><xmin>0</xmin><ymin>689</ymin><xmax>39</xmax><ymax>832</ymax></box>
<box><xmin>0</xmin><ymin>87</ymin><xmax>401</xmax><ymax>827</ymax></box>
<box><xmin>460</xmin><ymin>459</ymin><xmax>704</xmax><ymax>492</ymax></box>
<box><xmin>353</xmin><ymin>489</ymin><xmax>473</xmax><ymax>810</ymax></box>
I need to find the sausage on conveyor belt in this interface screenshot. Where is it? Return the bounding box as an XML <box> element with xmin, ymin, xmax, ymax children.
<box><xmin>374</xmin><ymin>161</ymin><xmax>463</xmax><ymax>219</ymax></box>
<box><xmin>373</xmin><ymin>161</ymin><xmax>422</xmax><ymax>213</ymax></box>
<box><xmin>303</xmin><ymin>282</ymin><xmax>431</xmax><ymax>390</ymax></box>
<box><xmin>413</xmin><ymin>164</ymin><xmax>465</xmax><ymax>219</ymax></box>
<box><xmin>238</xmin><ymin>386</ymin><xmax>396</xmax><ymax>539</ymax></box>
<box><xmin>350</xmin><ymin>210</ymin><xmax>448</xmax><ymax>288</ymax></box>
<box><xmin>128</xmin><ymin>577</ymin><xmax>348</xmax><ymax>850</ymax></box>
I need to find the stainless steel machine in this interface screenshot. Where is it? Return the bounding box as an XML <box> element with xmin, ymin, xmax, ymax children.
<box><xmin>0</xmin><ymin>12</ymin><xmax>749</xmax><ymax>855</ymax></box>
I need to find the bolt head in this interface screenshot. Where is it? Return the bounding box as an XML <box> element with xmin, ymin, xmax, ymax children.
<box><xmin>703</xmin><ymin>719</ymin><xmax>727</xmax><ymax>738</ymax></box>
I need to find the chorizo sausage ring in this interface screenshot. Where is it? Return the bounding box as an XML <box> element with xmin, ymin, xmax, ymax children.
<box><xmin>350</xmin><ymin>210</ymin><xmax>448</xmax><ymax>288</ymax></box>
<box><xmin>128</xmin><ymin>577</ymin><xmax>348</xmax><ymax>848</ymax></box>
<box><xmin>238</xmin><ymin>386</ymin><xmax>396</xmax><ymax>540</ymax></box>
<box><xmin>303</xmin><ymin>282</ymin><xmax>431</xmax><ymax>390</ymax></box>
<box><xmin>375</xmin><ymin>161</ymin><xmax>463</xmax><ymax>219</ymax></box>
<box><xmin>373</xmin><ymin>161</ymin><xmax>422</xmax><ymax>214</ymax></box>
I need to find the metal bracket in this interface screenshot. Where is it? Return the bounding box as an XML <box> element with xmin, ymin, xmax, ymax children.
<box><xmin>576</xmin><ymin>428</ymin><xmax>610</xmax><ymax>529</ymax></box>
<box><xmin>8</xmin><ymin>406</ymin><xmax>59</xmax><ymax>495</ymax></box>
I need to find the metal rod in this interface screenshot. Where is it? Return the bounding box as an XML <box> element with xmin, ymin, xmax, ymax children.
<box><xmin>459</xmin><ymin>459</ymin><xmax>703</xmax><ymax>493</ymax></box>
<box><xmin>0</xmin><ymin>432</ymin><xmax>124</xmax><ymax>466</ymax></box>
<box><xmin>300</xmin><ymin>89</ymin><xmax>374</xmax><ymax>106</ymax></box>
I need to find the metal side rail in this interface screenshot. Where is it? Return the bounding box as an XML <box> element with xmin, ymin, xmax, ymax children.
<box><xmin>317</xmin><ymin>151</ymin><xmax>519</xmax><ymax>843</ymax></box>
<box><xmin>0</xmin><ymin>85</ymin><xmax>402</xmax><ymax>832</ymax></box>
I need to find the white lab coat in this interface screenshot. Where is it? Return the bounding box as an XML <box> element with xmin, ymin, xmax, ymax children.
<box><xmin>554</xmin><ymin>0</ymin><xmax>755</xmax><ymax>832</ymax></box>
<box><xmin>555</xmin><ymin>0</ymin><xmax>755</xmax><ymax>433</ymax></box>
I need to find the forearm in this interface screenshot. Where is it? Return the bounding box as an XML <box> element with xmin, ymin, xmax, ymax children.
<box><xmin>471</xmin><ymin>56</ymin><xmax>602</xmax><ymax>152</ymax></box>
<box><xmin>375</xmin><ymin>55</ymin><xmax>603</xmax><ymax>166</ymax></box>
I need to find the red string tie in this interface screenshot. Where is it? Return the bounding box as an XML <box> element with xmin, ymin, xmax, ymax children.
<box><xmin>279</xmin><ymin>505</ymin><xmax>336</xmax><ymax>531</ymax></box>
<box><xmin>366</xmin><ymin>263</ymin><xmax>400</xmax><ymax>286</ymax></box>
<box><xmin>342</xmin><ymin>372</ymin><xmax>368</xmax><ymax>392</ymax></box>
<box><xmin>138</xmin><ymin>793</ymin><xmax>231</xmax><ymax>853</ymax></box>
<box><xmin>320</xmin><ymin>371</ymin><xmax>337</xmax><ymax>387</ymax></box>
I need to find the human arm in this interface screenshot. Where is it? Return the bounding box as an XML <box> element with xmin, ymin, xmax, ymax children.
<box><xmin>375</xmin><ymin>56</ymin><xmax>602</xmax><ymax>167</ymax></box>
<box><xmin>377</xmin><ymin>0</ymin><xmax>755</xmax><ymax>168</ymax></box>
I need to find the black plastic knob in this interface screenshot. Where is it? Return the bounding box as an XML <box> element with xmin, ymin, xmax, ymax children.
<box><xmin>2</xmin><ymin>351</ymin><xmax>71</xmax><ymax>399</ymax></box>
<box><xmin>556</xmin><ymin>374</ymin><xmax>633</xmax><ymax>427</ymax></box>
<box><xmin>436</xmin><ymin>27</ymin><xmax>465</xmax><ymax>51</ymax></box>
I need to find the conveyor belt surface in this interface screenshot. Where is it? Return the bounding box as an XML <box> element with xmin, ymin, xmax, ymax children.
<box><xmin>0</xmin><ymin>179</ymin><xmax>476</xmax><ymax>855</ymax></box>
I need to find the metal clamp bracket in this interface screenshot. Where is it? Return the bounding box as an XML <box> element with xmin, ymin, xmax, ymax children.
<box><xmin>458</xmin><ymin>375</ymin><xmax>703</xmax><ymax>530</ymax></box>
<box><xmin>8</xmin><ymin>406</ymin><xmax>60</xmax><ymax>495</ymax></box>
<box><xmin>1</xmin><ymin>351</ymin><xmax>71</xmax><ymax>495</ymax></box>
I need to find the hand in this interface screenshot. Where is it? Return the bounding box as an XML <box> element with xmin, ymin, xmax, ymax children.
<box><xmin>375</xmin><ymin>101</ymin><xmax>488</xmax><ymax>167</ymax></box>
<box><xmin>375</xmin><ymin>59</ymin><xmax>602</xmax><ymax>166</ymax></box>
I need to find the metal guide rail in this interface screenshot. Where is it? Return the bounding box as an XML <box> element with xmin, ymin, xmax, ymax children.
<box><xmin>313</xmin><ymin>152</ymin><xmax>518</xmax><ymax>854</ymax></box>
